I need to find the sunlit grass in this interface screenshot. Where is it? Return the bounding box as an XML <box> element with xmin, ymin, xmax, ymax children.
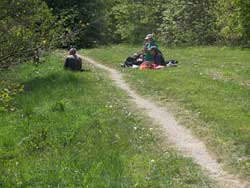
<box><xmin>82</xmin><ymin>45</ymin><xmax>250</xmax><ymax>179</ymax></box>
<box><xmin>0</xmin><ymin>52</ymin><xmax>214</xmax><ymax>187</ymax></box>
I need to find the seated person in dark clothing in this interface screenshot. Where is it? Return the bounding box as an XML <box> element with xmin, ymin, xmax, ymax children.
<box><xmin>64</xmin><ymin>48</ymin><xmax>83</xmax><ymax>71</ymax></box>
<box><xmin>121</xmin><ymin>52</ymin><xmax>144</xmax><ymax>67</ymax></box>
<box><xmin>149</xmin><ymin>46</ymin><xmax>166</xmax><ymax>66</ymax></box>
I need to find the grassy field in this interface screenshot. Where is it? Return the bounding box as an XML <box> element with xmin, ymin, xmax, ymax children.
<box><xmin>82</xmin><ymin>45</ymin><xmax>250</xmax><ymax>179</ymax></box>
<box><xmin>0</xmin><ymin>52</ymin><xmax>214</xmax><ymax>187</ymax></box>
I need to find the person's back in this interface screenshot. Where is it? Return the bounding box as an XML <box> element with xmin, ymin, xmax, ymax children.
<box><xmin>64</xmin><ymin>48</ymin><xmax>83</xmax><ymax>71</ymax></box>
<box><xmin>64</xmin><ymin>55</ymin><xmax>82</xmax><ymax>70</ymax></box>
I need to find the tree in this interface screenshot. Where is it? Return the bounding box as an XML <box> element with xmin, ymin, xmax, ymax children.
<box><xmin>108</xmin><ymin>0</ymin><xmax>167</xmax><ymax>43</ymax></box>
<box><xmin>159</xmin><ymin>0</ymin><xmax>217</xmax><ymax>45</ymax></box>
<box><xmin>238</xmin><ymin>0</ymin><xmax>250</xmax><ymax>42</ymax></box>
<box><xmin>0</xmin><ymin>0</ymin><xmax>59</xmax><ymax>69</ymax></box>
<box><xmin>44</xmin><ymin>0</ymin><xmax>112</xmax><ymax>48</ymax></box>
<box><xmin>216</xmin><ymin>0</ymin><xmax>250</xmax><ymax>45</ymax></box>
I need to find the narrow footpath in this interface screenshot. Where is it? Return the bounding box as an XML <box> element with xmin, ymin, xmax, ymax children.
<box><xmin>83</xmin><ymin>56</ymin><xmax>249</xmax><ymax>188</ymax></box>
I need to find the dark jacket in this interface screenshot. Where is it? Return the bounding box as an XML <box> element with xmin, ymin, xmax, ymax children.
<box><xmin>64</xmin><ymin>55</ymin><xmax>82</xmax><ymax>70</ymax></box>
<box><xmin>154</xmin><ymin>52</ymin><xmax>165</xmax><ymax>66</ymax></box>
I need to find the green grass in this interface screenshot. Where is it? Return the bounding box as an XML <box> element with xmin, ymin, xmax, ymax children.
<box><xmin>0</xmin><ymin>52</ymin><xmax>214</xmax><ymax>187</ymax></box>
<box><xmin>82</xmin><ymin>44</ymin><xmax>250</xmax><ymax>179</ymax></box>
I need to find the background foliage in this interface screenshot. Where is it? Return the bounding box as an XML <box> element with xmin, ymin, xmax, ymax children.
<box><xmin>44</xmin><ymin>0</ymin><xmax>113</xmax><ymax>48</ymax></box>
<box><xmin>159</xmin><ymin>0</ymin><xmax>217</xmax><ymax>45</ymax></box>
<box><xmin>1</xmin><ymin>0</ymin><xmax>250</xmax><ymax>69</ymax></box>
<box><xmin>0</xmin><ymin>0</ymin><xmax>59</xmax><ymax>69</ymax></box>
<box><xmin>107</xmin><ymin>0</ymin><xmax>250</xmax><ymax>46</ymax></box>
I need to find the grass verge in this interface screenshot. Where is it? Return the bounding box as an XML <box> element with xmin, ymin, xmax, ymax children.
<box><xmin>0</xmin><ymin>52</ymin><xmax>214</xmax><ymax>187</ymax></box>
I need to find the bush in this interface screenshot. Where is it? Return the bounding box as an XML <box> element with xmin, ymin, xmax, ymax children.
<box><xmin>216</xmin><ymin>0</ymin><xmax>250</xmax><ymax>45</ymax></box>
<box><xmin>159</xmin><ymin>0</ymin><xmax>217</xmax><ymax>45</ymax></box>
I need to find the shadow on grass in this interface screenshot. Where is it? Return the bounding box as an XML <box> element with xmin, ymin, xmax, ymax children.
<box><xmin>23</xmin><ymin>71</ymin><xmax>94</xmax><ymax>93</ymax></box>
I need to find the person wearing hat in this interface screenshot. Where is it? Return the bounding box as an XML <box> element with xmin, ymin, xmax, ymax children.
<box><xmin>149</xmin><ymin>46</ymin><xmax>165</xmax><ymax>66</ymax></box>
<box><xmin>64</xmin><ymin>48</ymin><xmax>83</xmax><ymax>71</ymax></box>
<box><xmin>143</xmin><ymin>34</ymin><xmax>161</xmax><ymax>62</ymax></box>
<box><xmin>139</xmin><ymin>45</ymin><xmax>166</xmax><ymax>70</ymax></box>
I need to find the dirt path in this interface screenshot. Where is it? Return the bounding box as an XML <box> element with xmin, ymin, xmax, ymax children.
<box><xmin>83</xmin><ymin>56</ymin><xmax>249</xmax><ymax>188</ymax></box>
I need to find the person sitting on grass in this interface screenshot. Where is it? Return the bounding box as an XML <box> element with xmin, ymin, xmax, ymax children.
<box><xmin>149</xmin><ymin>46</ymin><xmax>178</xmax><ymax>68</ymax></box>
<box><xmin>140</xmin><ymin>46</ymin><xmax>165</xmax><ymax>70</ymax></box>
<box><xmin>143</xmin><ymin>34</ymin><xmax>161</xmax><ymax>63</ymax></box>
<box><xmin>150</xmin><ymin>46</ymin><xmax>165</xmax><ymax>66</ymax></box>
<box><xmin>64</xmin><ymin>48</ymin><xmax>83</xmax><ymax>72</ymax></box>
<box><xmin>121</xmin><ymin>52</ymin><xmax>144</xmax><ymax>67</ymax></box>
